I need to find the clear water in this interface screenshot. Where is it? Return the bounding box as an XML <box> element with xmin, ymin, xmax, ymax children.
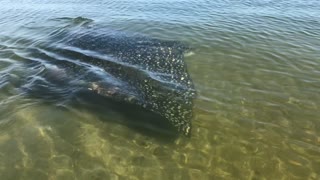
<box><xmin>1</xmin><ymin>0</ymin><xmax>320</xmax><ymax>179</ymax></box>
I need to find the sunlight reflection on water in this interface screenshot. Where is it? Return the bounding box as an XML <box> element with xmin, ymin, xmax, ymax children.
<box><xmin>0</xmin><ymin>0</ymin><xmax>320</xmax><ymax>179</ymax></box>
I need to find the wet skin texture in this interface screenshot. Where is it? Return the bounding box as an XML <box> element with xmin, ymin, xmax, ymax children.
<box><xmin>41</xmin><ymin>26</ymin><xmax>196</xmax><ymax>136</ymax></box>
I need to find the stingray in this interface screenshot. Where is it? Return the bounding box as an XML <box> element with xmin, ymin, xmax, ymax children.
<box><xmin>37</xmin><ymin>26</ymin><xmax>196</xmax><ymax>136</ymax></box>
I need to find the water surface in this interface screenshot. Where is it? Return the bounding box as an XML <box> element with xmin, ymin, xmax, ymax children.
<box><xmin>1</xmin><ymin>0</ymin><xmax>320</xmax><ymax>179</ymax></box>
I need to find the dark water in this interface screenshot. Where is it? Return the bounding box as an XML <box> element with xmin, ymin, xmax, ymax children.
<box><xmin>1</xmin><ymin>0</ymin><xmax>320</xmax><ymax>179</ymax></box>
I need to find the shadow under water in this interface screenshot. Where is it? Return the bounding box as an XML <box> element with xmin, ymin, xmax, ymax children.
<box><xmin>71</xmin><ymin>90</ymin><xmax>180</xmax><ymax>141</ymax></box>
<box><xmin>19</xmin><ymin>82</ymin><xmax>180</xmax><ymax>143</ymax></box>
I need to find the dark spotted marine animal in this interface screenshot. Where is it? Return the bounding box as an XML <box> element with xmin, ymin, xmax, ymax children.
<box><xmin>49</xmin><ymin>26</ymin><xmax>196</xmax><ymax>136</ymax></box>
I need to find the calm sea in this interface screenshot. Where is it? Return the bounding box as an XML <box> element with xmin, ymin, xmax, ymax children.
<box><xmin>1</xmin><ymin>0</ymin><xmax>320</xmax><ymax>179</ymax></box>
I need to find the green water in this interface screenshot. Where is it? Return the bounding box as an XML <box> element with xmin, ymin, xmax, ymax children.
<box><xmin>1</xmin><ymin>0</ymin><xmax>320</xmax><ymax>179</ymax></box>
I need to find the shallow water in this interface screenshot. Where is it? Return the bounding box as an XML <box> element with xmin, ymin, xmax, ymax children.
<box><xmin>1</xmin><ymin>0</ymin><xmax>320</xmax><ymax>179</ymax></box>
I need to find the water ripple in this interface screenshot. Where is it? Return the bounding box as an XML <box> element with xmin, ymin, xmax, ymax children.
<box><xmin>1</xmin><ymin>0</ymin><xmax>320</xmax><ymax>179</ymax></box>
